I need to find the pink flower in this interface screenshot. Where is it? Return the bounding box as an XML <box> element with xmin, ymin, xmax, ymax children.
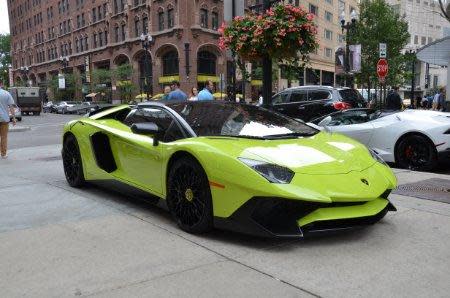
<box><xmin>307</xmin><ymin>13</ymin><xmax>314</xmax><ymax>21</ymax></box>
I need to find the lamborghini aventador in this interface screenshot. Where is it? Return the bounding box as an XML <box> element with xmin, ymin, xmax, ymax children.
<box><xmin>62</xmin><ymin>101</ymin><xmax>397</xmax><ymax>237</ymax></box>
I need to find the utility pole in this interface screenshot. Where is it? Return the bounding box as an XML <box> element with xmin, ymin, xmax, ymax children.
<box><xmin>411</xmin><ymin>53</ymin><xmax>415</xmax><ymax>107</ymax></box>
<box><xmin>232</xmin><ymin>0</ymin><xmax>237</xmax><ymax>101</ymax></box>
<box><xmin>262</xmin><ymin>0</ymin><xmax>272</xmax><ymax>106</ymax></box>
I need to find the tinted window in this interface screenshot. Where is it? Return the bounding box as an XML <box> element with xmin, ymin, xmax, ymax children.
<box><xmin>308</xmin><ymin>90</ymin><xmax>331</xmax><ymax>101</ymax></box>
<box><xmin>169</xmin><ymin>102</ymin><xmax>318</xmax><ymax>139</ymax></box>
<box><xmin>290</xmin><ymin>90</ymin><xmax>307</xmax><ymax>102</ymax></box>
<box><xmin>272</xmin><ymin>92</ymin><xmax>289</xmax><ymax>104</ymax></box>
<box><xmin>339</xmin><ymin>89</ymin><xmax>364</xmax><ymax>103</ymax></box>
<box><xmin>124</xmin><ymin>108</ymin><xmax>185</xmax><ymax>142</ymax></box>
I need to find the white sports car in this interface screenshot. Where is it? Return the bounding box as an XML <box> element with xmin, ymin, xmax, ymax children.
<box><xmin>310</xmin><ymin>108</ymin><xmax>450</xmax><ymax>171</ymax></box>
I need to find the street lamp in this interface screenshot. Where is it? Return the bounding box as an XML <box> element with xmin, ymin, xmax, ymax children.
<box><xmin>339</xmin><ymin>9</ymin><xmax>358</xmax><ymax>87</ymax></box>
<box><xmin>19</xmin><ymin>66</ymin><xmax>30</xmax><ymax>86</ymax></box>
<box><xmin>407</xmin><ymin>49</ymin><xmax>416</xmax><ymax>107</ymax></box>
<box><xmin>59</xmin><ymin>56</ymin><xmax>70</xmax><ymax>72</ymax></box>
<box><xmin>140</xmin><ymin>33</ymin><xmax>153</xmax><ymax>101</ymax></box>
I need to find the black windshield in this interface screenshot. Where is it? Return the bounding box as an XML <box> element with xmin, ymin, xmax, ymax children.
<box><xmin>168</xmin><ymin>102</ymin><xmax>318</xmax><ymax>139</ymax></box>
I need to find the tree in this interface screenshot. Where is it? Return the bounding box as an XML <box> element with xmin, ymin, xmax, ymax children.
<box><xmin>0</xmin><ymin>34</ymin><xmax>11</xmax><ymax>86</ymax></box>
<box><xmin>91</xmin><ymin>69</ymin><xmax>112</xmax><ymax>102</ymax></box>
<box><xmin>351</xmin><ymin>0</ymin><xmax>410</xmax><ymax>95</ymax></box>
<box><xmin>48</xmin><ymin>73</ymin><xmax>79</xmax><ymax>101</ymax></box>
<box><xmin>113</xmin><ymin>63</ymin><xmax>135</xmax><ymax>103</ymax></box>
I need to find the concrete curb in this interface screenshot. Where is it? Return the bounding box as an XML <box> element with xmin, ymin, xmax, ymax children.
<box><xmin>9</xmin><ymin>125</ymin><xmax>31</xmax><ymax>132</ymax></box>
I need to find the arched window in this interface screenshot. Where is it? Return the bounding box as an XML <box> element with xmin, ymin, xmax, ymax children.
<box><xmin>197</xmin><ymin>51</ymin><xmax>216</xmax><ymax>75</ymax></box>
<box><xmin>162</xmin><ymin>50</ymin><xmax>179</xmax><ymax>75</ymax></box>
<box><xmin>134</xmin><ymin>18</ymin><xmax>140</xmax><ymax>37</ymax></box>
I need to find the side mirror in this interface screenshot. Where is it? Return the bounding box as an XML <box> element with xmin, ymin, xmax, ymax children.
<box><xmin>318</xmin><ymin>116</ymin><xmax>332</xmax><ymax>127</ymax></box>
<box><xmin>131</xmin><ymin>122</ymin><xmax>161</xmax><ymax>146</ymax></box>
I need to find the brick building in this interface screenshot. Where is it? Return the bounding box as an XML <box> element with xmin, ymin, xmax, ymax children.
<box><xmin>7</xmin><ymin>0</ymin><xmax>226</xmax><ymax>100</ymax></box>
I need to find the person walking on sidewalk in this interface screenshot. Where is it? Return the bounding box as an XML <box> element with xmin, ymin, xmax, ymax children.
<box><xmin>0</xmin><ymin>80</ymin><xmax>16</xmax><ymax>159</ymax></box>
<box><xmin>197</xmin><ymin>80</ymin><xmax>214</xmax><ymax>101</ymax></box>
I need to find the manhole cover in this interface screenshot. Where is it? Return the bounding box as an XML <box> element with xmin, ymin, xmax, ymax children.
<box><xmin>393</xmin><ymin>178</ymin><xmax>450</xmax><ymax>204</ymax></box>
<box><xmin>32</xmin><ymin>156</ymin><xmax>62</xmax><ymax>162</ymax></box>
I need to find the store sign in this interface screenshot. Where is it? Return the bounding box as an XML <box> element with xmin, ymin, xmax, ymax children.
<box><xmin>85</xmin><ymin>56</ymin><xmax>91</xmax><ymax>83</ymax></box>
<box><xmin>58</xmin><ymin>74</ymin><xmax>66</xmax><ymax>89</ymax></box>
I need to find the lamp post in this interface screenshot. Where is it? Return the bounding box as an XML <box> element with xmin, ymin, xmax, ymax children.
<box><xmin>59</xmin><ymin>56</ymin><xmax>70</xmax><ymax>72</ymax></box>
<box><xmin>339</xmin><ymin>9</ymin><xmax>358</xmax><ymax>87</ymax></box>
<box><xmin>19</xmin><ymin>66</ymin><xmax>30</xmax><ymax>86</ymax></box>
<box><xmin>407</xmin><ymin>49</ymin><xmax>416</xmax><ymax>107</ymax></box>
<box><xmin>140</xmin><ymin>33</ymin><xmax>153</xmax><ymax>101</ymax></box>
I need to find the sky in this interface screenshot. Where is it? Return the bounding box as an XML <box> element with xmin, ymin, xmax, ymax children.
<box><xmin>0</xmin><ymin>0</ymin><xmax>10</xmax><ymax>34</ymax></box>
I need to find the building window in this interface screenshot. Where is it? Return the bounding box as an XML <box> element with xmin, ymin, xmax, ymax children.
<box><xmin>77</xmin><ymin>15</ymin><xmax>81</xmax><ymax>28</ymax></box>
<box><xmin>92</xmin><ymin>8</ymin><xmax>97</xmax><ymax>22</ymax></box>
<box><xmin>212</xmin><ymin>11</ymin><xmax>219</xmax><ymax>30</ymax></box>
<box><xmin>421</xmin><ymin>36</ymin><xmax>426</xmax><ymax>45</ymax></box>
<box><xmin>75</xmin><ymin>39</ymin><xmax>79</xmax><ymax>52</ymax></box>
<box><xmin>115</xmin><ymin>26</ymin><xmax>119</xmax><ymax>42</ymax></box>
<box><xmin>135</xmin><ymin>19</ymin><xmax>140</xmax><ymax>37</ymax></box>
<box><xmin>85</xmin><ymin>36</ymin><xmax>88</xmax><ymax>50</ymax></box>
<box><xmin>162</xmin><ymin>50</ymin><xmax>179</xmax><ymax>75</ymax></box>
<box><xmin>326</xmin><ymin>0</ymin><xmax>333</xmax><ymax>4</ymax></box>
<box><xmin>143</xmin><ymin>16</ymin><xmax>148</xmax><ymax>34</ymax></box>
<box><xmin>104</xmin><ymin>30</ymin><xmax>108</xmax><ymax>44</ymax></box>
<box><xmin>338</xmin><ymin>34</ymin><xmax>345</xmax><ymax>43</ymax></box>
<box><xmin>414</xmin><ymin>35</ymin><xmax>418</xmax><ymax>44</ymax></box>
<box><xmin>325</xmin><ymin>11</ymin><xmax>333</xmax><ymax>22</ymax></box>
<box><xmin>167</xmin><ymin>8</ymin><xmax>174</xmax><ymax>28</ymax></box>
<box><xmin>81</xmin><ymin>13</ymin><xmax>85</xmax><ymax>27</ymax></box>
<box><xmin>134</xmin><ymin>0</ymin><xmax>139</xmax><ymax>6</ymax></box>
<box><xmin>200</xmin><ymin>9</ymin><xmax>208</xmax><ymax>28</ymax></box>
<box><xmin>309</xmin><ymin>4</ymin><xmax>318</xmax><ymax>15</ymax></box>
<box><xmin>198</xmin><ymin>51</ymin><xmax>216</xmax><ymax>75</ymax></box>
<box><xmin>158</xmin><ymin>12</ymin><xmax>164</xmax><ymax>31</ymax></box>
<box><xmin>325</xmin><ymin>48</ymin><xmax>333</xmax><ymax>58</ymax></box>
<box><xmin>324</xmin><ymin>29</ymin><xmax>333</xmax><ymax>40</ymax></box>
<box><xmin>121</xmin><ymin>24</ymin><xmax>126</xmax><ymax>41</ymax></box>
<box><xmin>99</xmin><ymin>31</ymin><xmax>103</xmax><ymax>46</ymax></box>
<box><xmin>428</xmin><ymin>37</ymin><xmax>433</xmax><ymax>43</ymax></box>
<box><xmin>93</xmin><ymin>33</ymin><xmax>97</xmax><ymax>48</ymax></box>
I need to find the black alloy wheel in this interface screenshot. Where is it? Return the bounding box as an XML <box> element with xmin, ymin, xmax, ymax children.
<box><xmin>62</xmin><ymin>134</ymin><xmax>86</xmax><ymax>187</ymax></box>
<box><xmin>167</xmin><ymin>156</ymin><xmax>213</xmax><ymax>234</ymax></box>
<box><xmin>396</xmin><ymin>134</ymin><xmax>437</xmax><ymax>171</ymax></box>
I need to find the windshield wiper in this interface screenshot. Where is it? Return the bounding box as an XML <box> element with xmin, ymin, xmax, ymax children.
<box><xmin>264</xmin><ymin>132</ymin><xmax>317</xmax><ymax>139</ymax></box>
<box><xmin>223</xmin><ymin>135</ymin><xmax>267</xmax><ymax>140</ymax></box>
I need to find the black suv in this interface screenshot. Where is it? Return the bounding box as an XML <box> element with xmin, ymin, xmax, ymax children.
<box><xmin>269</xmin><ymin>86</ymin><xmax>367</xmax><ymax>122</ymax></box>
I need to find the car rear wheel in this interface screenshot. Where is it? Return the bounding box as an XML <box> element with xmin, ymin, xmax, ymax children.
<box><xmin>396</xmin><ymin>134</ymin><xmax>437</xmax><ymax>171</ymax></box>
<box><xmin>62</xmin><ymin>134</ymin><xmax>85</xmax><ymax>187</ymax></box>
<box><xmin>167</xmin><ymin>156</ymin><xmax>213</xmax><ymax>234</ymax></box>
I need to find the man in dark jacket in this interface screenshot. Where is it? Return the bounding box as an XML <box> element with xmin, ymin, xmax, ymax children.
<box><xmin>385</xmin><ymin>86</ymin><xmax>403</xmax><ymax>110</ymax></box>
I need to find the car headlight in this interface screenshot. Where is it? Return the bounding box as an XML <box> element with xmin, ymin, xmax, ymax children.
<box><xmin>238</xmin><ymin>158</ymin><xmax>294</xmax><ymax>184</ymax></box>
<box><xmin>369</xmin><ymin>149</ymin><xmax>387</xmax><ymax>166</ymax></box>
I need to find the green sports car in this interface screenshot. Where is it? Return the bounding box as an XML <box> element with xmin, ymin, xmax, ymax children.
<box><xmin>62</xmin><ymin>101</ymin><xmax>397</xmax><ymax>237</ymax></box>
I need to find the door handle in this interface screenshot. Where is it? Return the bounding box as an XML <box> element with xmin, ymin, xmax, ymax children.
<box><xmin>298</xmin><ymin>106</ymin><xmax>306</xmax><ymax>110</ymax></box>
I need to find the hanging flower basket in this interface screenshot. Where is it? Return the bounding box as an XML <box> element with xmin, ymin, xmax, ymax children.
<box><xmin>219</xmin><ymin>4</ymin><xmax>318</xmax><ymax>61</ymax></box>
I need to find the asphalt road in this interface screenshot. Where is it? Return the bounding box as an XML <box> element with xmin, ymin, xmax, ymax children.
<box><xmin>8</xmin><ymin>113</ymin><xmax>80</xmax><ymax>149</ymax></box>
<box><xmin>1</xmin><ymin>114</ymin><xmax>450</xmax><ymax>297</ymax></box>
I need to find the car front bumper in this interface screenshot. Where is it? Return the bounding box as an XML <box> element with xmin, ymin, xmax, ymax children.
<box><xmin>214</xmin><ymin>192</ymin><xmax>396</xmax><ymax>238</ymax></box>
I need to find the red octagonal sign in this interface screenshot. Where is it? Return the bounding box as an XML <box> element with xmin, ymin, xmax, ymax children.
<box><xmin>377</xmin><ymin>58</ymin><xmax>389</xmax><ymax>78</ymax></box>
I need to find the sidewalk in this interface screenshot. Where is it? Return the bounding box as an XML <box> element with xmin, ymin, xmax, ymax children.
<box><xmin>1</xmin><ymin>144</ymin><xmax>449</xmax><ymax>297</ymax></box>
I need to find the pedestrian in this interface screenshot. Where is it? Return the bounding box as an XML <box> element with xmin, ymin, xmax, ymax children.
<box><xmin>415</xmin><ymin>96</ymin><xmax>422</xmax><ymax>109</ymax></box>
<box><xmin>437</xmin><ymin>87</ymin><xmax>447</xmax><ymax>112</ymax></box>
<box><xmin>258</xmin><ymin>92</ymin><xmax>263</xmax><ymax>106</ymax></box>
<box><xmin>167</xmin><ymin>81</ymin><xmax>188</xmax><ymax>101</ymax></box>
<box><xmin>161</xmin><ymin>85</ymin><xmax>171</xmax><ymax>101</ymax></box>
<box><xmin>0</xmin><ymin>80</ymin><xmax>16</xmax><ymax>159</ymax></box>
<box><xmin>197</xmin><ymin>80</ymin><xmax>214</xmax><ymax>101</ymax></box>
<box><xmin>385</xmin><ymin>86</ymin><xmax>403</xmax><ymax>110</ymax></box>
<box><xmin>188</xmin><ymin>87</ymin><xmax>198</xmax><ymax>101</ymax></box>
<box><xmin>421</xmin><ymin>96</ymin><xmax>429</xmax><ymax>109</ymax></box>
<box><xmin>432</xmin><ymin>90</ymin><xmax>440</xmax><ymax>110</ymax></box>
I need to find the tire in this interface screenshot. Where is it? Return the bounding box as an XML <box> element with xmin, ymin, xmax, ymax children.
<box><xmin>167</xmin><ymin>156</ymin><xmax>213</xmax><ymax>234</ymax></box>
<box><xmin>396</xmin><ymin>134</ymin><xmax>437</xmax><ymax>171</ymax></box>
<box><xmin>62</xmin><ymin>134</ymin><xmax>86</xmax><ymax>187</ymax></box>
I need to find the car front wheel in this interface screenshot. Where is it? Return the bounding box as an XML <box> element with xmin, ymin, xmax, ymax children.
<box><xmin>62</xmin><ymin>134</ymin><xmax>85</xmax><ymax>187</ymax></box>
<box><xmin>167</xmin><ymin>156</ymin><xmax>213</xmax><ymax>234</ymax></box>
<box><xmin>396</xmin><ymin>134</ymin><xmax>437</xmax><ymax>171</ymax></box>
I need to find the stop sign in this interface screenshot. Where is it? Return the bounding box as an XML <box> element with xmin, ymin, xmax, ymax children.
<box><xmin>377</xmin><ymin>59</ymin><xmax>389</xmax><ymax>78</ymax></box>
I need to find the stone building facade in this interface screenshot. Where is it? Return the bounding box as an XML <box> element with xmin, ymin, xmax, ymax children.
<box><xmin>8</xmin><ymin>0</ymin><xmax>226</xmax><ymax>100</ymax></box>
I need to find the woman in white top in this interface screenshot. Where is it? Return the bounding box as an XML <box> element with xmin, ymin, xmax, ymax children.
<box><xmin>188</xmin><ymin>87</ymin><xmax>198</xmax><ymax>101</ymax></box>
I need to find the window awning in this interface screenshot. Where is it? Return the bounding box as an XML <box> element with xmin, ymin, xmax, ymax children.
<box><xmin>158</xmin><ymin>75</ymin><xmax>180</xmax><ymax>84</ymax></box>
<box><xmin>197</xmin><ymin>75</ymin><xmax>220</xmax><ymax>83</ymax></box>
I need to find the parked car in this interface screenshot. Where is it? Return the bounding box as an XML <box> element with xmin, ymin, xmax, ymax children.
<box><xmin>269</xmin><ymin>86</ymin><xmax>367</xmax><ymax>122</ymax></box>
<box><xmin>56</xmin><ymin>101</ymin><xmax>78</xmax><ymax>114</ymax></box>
<box><xmin>9</xmin><ymin>104</ymin><xmax>22</xmax><ymax>121</ymax></box>
<box><xmin>310</xmin><ymin>108</ymin><xmax>450</xmax><ymax>171</ymax></box>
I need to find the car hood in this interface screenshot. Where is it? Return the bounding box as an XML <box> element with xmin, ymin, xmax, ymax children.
<box><xmin>199</xmin><ymin>132</ymin><xmax>376</xmax><ymax>175</ymax></box>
